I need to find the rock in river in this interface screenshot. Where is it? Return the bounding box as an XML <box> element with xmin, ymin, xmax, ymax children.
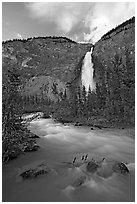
<box><xmin>71</xmin><ymin>175</ymin><xmax>87</xmax><ymax>188</ymax></box>
<box><xmin>24</xmin><ymin>139</ymin><xmax>40</xmax><ymax>152</ymax></box>
<box><xmin>112</xmin><ymin>162</ymin><xmax>130</xmax><ymax>174</ymax></box>
<box><xmin>86</xmin><ymin>160</ymin><xmax>99</xmax><ymax>173</ymax></box>
<box><xmin>20</xmin><ymin>163</ymin><xmax>52</xmax><ymax>179</ymax></box>
<box><xmin>24</xmin><ymin>144</ymin><xmax>39</xmax><ymax>152</ymax></box>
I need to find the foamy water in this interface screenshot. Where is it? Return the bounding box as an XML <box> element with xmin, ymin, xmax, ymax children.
<box><xmin>81</xmin><ymin>47</ymin><xmax>96</xmax><ymax>92</ymax></box>
<box><xmin>3</xmin><ymin>118</ymin><xmax>135</xmax><ymax>202</ymax></box>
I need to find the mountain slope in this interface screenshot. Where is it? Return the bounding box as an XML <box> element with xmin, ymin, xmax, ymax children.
<box><xmin>2</xmin><ymin>36</ymin><xmax>92</xmax><ymax>101</ymax></box>
<box><xmin>2</xmin><ymin>17</ymin><xmax>135</xmax><ymax>126</ymax></box>
<box><xmin>92</xmin><ymin>17</ymin><xmax>135</xmax><ymax>124</ymax></box>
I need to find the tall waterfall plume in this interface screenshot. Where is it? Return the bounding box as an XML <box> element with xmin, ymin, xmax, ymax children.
<box><xmin>81</xmin><ymin>47</ymin><xmax>96</xmax><ymax>92</ymax></box>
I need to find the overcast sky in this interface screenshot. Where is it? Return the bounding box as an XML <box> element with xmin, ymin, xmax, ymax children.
<box><xmin>2</xmin><ymin>2</ymin><xmax>135</xmax><ymax>43</ymax></box>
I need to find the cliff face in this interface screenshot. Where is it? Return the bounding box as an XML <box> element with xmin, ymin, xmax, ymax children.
<box><xmin>92</xmin><ymin>17</ymin><xmax>135</xmax><ymax>124</ymax></box>
<box><xmin>2</xmin><ymin>17</ymin><xmax>135</xmax><ymax>125</ymax></box>
<box><xmin>2</xmin><ymin>37</ymin><xmax>92</xmax><ymax>101</ymax></box>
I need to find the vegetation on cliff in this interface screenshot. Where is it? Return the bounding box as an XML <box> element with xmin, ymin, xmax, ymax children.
<box><xmin>2</xmin><ymin>36</ymin><xmax>91</xmax><ymax>162</ymax></box>
<box><xmin>2</xmin><ymin>17</ymin><xmax>135</xmax><ymax>162</ymax></box>
<box><xmin>2</xmin><ymin>36</ymin><xmax>77</xmax><ymax>45</ymax></box>
<box><xmin>101</xmin><ymin>16</ymin><xmax>135</xmax><ymax>41</ymax></box>
<box><xmin>48</xmin><ymin>17</ymin><xmax>135</xmax><ymax>127</ymax></box>
<box><xmin>92</xmin><ymin>16</ymin><xmax>135</xmax><ymax>126</ymax></box>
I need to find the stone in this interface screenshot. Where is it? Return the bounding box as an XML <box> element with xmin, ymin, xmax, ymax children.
<box><xmin>71</xmin><ymin>175</ymin><xmax>87</xmax><ymax>188</ymax></box>
<box><xmin>112</xmin><ymin>162</ymin><xmax>130</xmax><ymax>174</ymax></box>
<box><xmin>23</xmin><ymin>138</ymin><xmax>40</xmax><ymax>152</ymax></box>
<box><xmin>24</xmin><ymin>144</ymin><xmax>39</xmax><ymax>152</ymax></box>
<box><xmin>28</xmin><ymin>132</ymin><xmax>40</xmax><ymax>139</ymax></box>
<box><xmin>74</xmin><ymin>122</ymin><xmax>83</xmax><ymax>126</ymax></box>
<box><xmin>94</xmin><ymin>125</ymin><xmax>102</xmax><ymax>129</ymax></box>
<box><xmin>20</xmin><ymin>169</ymin><xmax>48</xmax><ymax>179</ymax></box>
<box><xmin>8</xmin><ymin>149</ymin><xmax>21</xmax><ymax>160</ymax></box>
<box><xmin>20</xmin><ymin>163</ymin><xmax>52</xmax><ymax>179</ymax></box>
<box><xmin>86</xmin><ymin>160</ymin><xmax>99</xmax><ymax>173</ymax></box>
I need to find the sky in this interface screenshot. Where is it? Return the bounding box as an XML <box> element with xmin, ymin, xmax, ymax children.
<box><xmin>2</xmin><ymin>2</ymin><xmax>135</xmax><ymax>43</ymax></box>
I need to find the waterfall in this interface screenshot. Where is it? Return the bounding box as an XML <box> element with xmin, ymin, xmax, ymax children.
<box><xmin>81</xmin><ymin>47</ymin><xmax>95</xmax><ymax>92</ymax></box>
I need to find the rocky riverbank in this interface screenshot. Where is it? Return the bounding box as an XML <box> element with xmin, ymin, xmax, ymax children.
<box><xmin>2</xmin><ymin>113</ymin><xmax>43</xmax><ymax>163</ymax></box>
<box><xmin>2</xmin><ymin>126</ymin><xmax>40</xmax><ymax>163</ymax></box>
<box><xmin>54</xmin><ymin>115</ymin><xmax>133</xmax><ymax>129</ymax></box>
<box><xmin>3</xmin><ymin>117</ymin><xmax>135</xmax><ymax>202</ymax></box>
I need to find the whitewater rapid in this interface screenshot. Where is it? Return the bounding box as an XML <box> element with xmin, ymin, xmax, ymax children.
<box><xmin>3</xmin><ymin>118</ymin><xmax>135</xmax><ymax>202</ymax></box>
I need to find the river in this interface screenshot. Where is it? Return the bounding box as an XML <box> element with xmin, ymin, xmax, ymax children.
<box><xmin>2</xmin><ymin>118</ymin><xmax>135</xmax><ymax>202</ymax></box>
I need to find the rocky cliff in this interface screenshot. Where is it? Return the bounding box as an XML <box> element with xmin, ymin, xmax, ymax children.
<box><xmin>2</xmin><ymin>17</ymin><xmax>135</xmax><ymax>164</ymax></box>
<box><xmin>2</xmin><ymin>17</ymin><xmax>135</xmax><ymax>125</ymax></box>
<box><xmin>2</xmin><ymin>37</ymin><xmax>92</xmax><ymax>102</ymax></box>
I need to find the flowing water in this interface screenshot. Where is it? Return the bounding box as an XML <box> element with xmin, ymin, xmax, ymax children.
<box><xmin>81</xmin><ymin>47</ymin><xmax>96</xmax><ymax>92</ymax></box>
<box><xmin>3</xmin><ymin>118</ymin><xmax>135</xmax><ymax>202</ymax></box>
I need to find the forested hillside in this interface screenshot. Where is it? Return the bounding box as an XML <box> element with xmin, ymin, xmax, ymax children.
<box><xmin>2</xmin><ymin>17</ymin><xmax>135</xmax><ymax>162</ymax></box>
<box><xmin>3</xmin><ymin>36</ymin><xmax>91</xmax><ymax>109</ymax></box>
<box><xmin>92</xmin><ymin>16</ymin><xmax>135</xmax><ymax>125</ymax></box>
<box><xmin>2</xmin><ymin>37</ymin><xmax>92</xmax><ymax>161</ymax></box>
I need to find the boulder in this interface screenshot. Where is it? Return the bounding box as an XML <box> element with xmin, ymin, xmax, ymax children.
<box><xmin>24</xmin><ymin>144</ymin><xmax>39</xmax><ymax>152</ymax></box>
<box><xmin>94</xmin><ymin>125</ymin><xmax>102</xmax><ymax>129</ymax></box>
<box><xmin>7</xmin><ymin>148</ymin><xmax>21</xmax><ymax>160</ymax></box>
<box><xmin>74</xmin><ymin>122</ymin><xmax>83</xmax><ymax>126</ymax></box>
<box><xmin>86</xmin><ymin>160</ymin><xmax>99</xmax><ymax>173</ymax></box>
<box><xmin>28</xmin><ymin>132</ymin><xmax>40</xmax><ymax>139</ymax></box>
<box><xmin>71</xmin><ymin>175</ymin><xmax>87</xmax><ymax>188</ymax></box>
<box><xmin>112</xmin><ymin>162</ymin><xmax>130</xmax><ymax>174</ymax></box>
<box><xmin>23</xmin><ymin>139</ymin><xmax>39</xmax><ymax>152</ymax></box>
<box><xmin>20</xmin><ymin>163</ymin><xmax>52</xmax><ymax>179</ymax></box>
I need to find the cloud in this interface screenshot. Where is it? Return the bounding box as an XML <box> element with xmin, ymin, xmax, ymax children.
<box><xmin>15</xmin><ymin>33</ymin><xmax>23</xmax><ymax>39</ymax></box>
<box><xmin>25</xmin><ymin>2</ymin><xmax>135</xmax><ymax>43</ymax></box>
<box><xmin>25</xmin><ymin>2</ymin><xmax>92</xmax><ymax>34</ymax></box>
<box><xmin>84</xmin><ymin>2</ymin><xmax>135</xmax><ymax>43</ymax></box>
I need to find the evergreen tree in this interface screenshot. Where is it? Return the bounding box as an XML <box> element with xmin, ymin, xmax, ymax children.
<box><xmin>87</xmin><ymin>86</ymin><xmax>93</xmax><ymax>116</ymax></box>
<box><xmin>63</xmin><ymin>89</ymin><xmax>67</xmax><ymax>100</ymax></box>
<box><xmin>2</xmin><ymin>66</ymin><xmax>24</xmax><ymax>162</ymax></box>
<box><xmin>75</xmin><ymin>86</ymin><xmax>82</xmax><ymax>116</ymax></box>
<box><xmin>81</xmin><ymin>85</ymin><xmax>87</xmax><ymax>116</ymax></box>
